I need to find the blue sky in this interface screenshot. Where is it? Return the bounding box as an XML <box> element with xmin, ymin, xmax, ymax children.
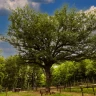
<box><xmin>0</xmin><ymin>0</ymin><xmax>96</xmax><ymax>57</ymax></box>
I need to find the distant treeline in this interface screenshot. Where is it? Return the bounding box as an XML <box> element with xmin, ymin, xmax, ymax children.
<box><xmin>0</xmin><ymin>55</ymin><xmax>96</xmax><ymax>90</ymax></box>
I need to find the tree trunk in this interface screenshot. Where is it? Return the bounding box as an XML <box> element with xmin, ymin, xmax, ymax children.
<box><xmin>44</xmin><ymin>66</ymin><xmax>51</xmax><ymax>93</ymax></box>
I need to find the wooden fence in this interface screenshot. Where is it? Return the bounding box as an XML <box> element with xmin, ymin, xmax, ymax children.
<box><xmin>57</xmin><ymin>84</ymin><xmax>96</xmax><ymax>96</ymax></box>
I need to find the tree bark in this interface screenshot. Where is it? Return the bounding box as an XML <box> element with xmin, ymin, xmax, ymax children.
<box><xmin>44</xmin><ymin>66</ymin><xmax>51</xmax><ymax>93</ymax></box>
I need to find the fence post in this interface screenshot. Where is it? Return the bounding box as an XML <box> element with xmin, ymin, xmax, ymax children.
<box><xmin>80</xmin><ymin>87</ymin><xmax>84</xmax><ymax>96</ymax></box>
<box><xmin>6</xmin><ymin>88</ymin><xmax>8</xmax><ymax>96</ymax></box>
<box><xmin>92</xmin><ymin>86</ymin><xmax>95</xmax><ymax>96</ymax></box>
<box><xmin>59</xmin><ymin>87</ymin><xmax>61</xmax><ymax>93</ymax></box>
<box><xmin>56</xmin><ymin>85</ymin><xmax>58</xmax><ymax>91</ymax></box>
<box><xmin>69</xmin><ymin>86</ymin><xmax>71</xmax><ymax>92</ymax></box>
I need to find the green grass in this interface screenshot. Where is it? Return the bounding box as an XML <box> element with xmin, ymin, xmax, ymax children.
<box><xmin>0</xmin><ymin>91</ymin><xmax>72</xmax><ymax>96</ymax></box>
<box><xmin>1</xmin><ymin>87</ymin><xmax>95</xmax><ymax>96</ymax></box>
<box><xmin>0</xmin><ymin>91</ymin><xmax>34</xmax><ymax>96</ymax></box>
<box><xmin>0</xmin><ymin>87</ymin><xmax>95</xmax><ymax>96</ymax></box>
<box><xmin>63</xmin><ymin>87</ymin><xmax>96</xmax><ymax>94</ymax></box>
<box><xmin>52</xmin><ymin>93</ymin><xmax>72</xmax><ymax>96</ymax></box>
<box><xmin>0</xmin><ymin>93</ymin><xmax>5</xmax><ymax>96</ymax></box>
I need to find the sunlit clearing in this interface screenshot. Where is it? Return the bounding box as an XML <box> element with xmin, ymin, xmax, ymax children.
<box><xmin>52</xmin><ymin>65</ymin><xmax>58</xmax><ymax>69</ymax></box>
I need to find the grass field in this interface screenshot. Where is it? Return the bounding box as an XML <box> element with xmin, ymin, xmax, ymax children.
<box><xmin>0</xmin><ymin>86</ymin><xmax>96</xmax><ymax>96</ymax></box>
<box><xmin>0</xmin><ymin>91</ymin><xmax>71</xmax><ymax>96</ymax></box>
<box><xmin>0</xmin><ymin>90</ymin><xmax>95</xmax><ymax>96</ymax></box>
<box><xmin>63</xmin><ymin>87</ymin><xmax>96</xmax><ymax>94</ymax></box>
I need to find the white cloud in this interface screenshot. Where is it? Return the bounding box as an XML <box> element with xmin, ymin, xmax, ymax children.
<box><xmin>0</xmin><ymin>0</ymin><xmax>7</xmax><ymax>9</ymax></box>
<box><xmin>0</xmin><ymin>0</ymin><xmax>28</xmax><ymax>10</ymax></box>
<box><xmin>85</xmin><ymin>6</ymin><xmax>96</xmax><ymax>15</ymax></box>
<box><xmin>0</xmin><ymin>40</ymin><xmax>4</xmax><ymax>43</ymax></box>
<box><xmin>0</xmin><ymin>0</ymin><xmax>54</xmax><ymax>15</ymax></box>
<box><xmin>79</xmin><ymin>6</ymin><xmax>96</xmax><ymax>15</ymax></box>
<box><xmin>0</xmin><ymin>42</ymin><xmax>17</xmax><ymax>57</ymax></box>
<box><xmin>31</xmin><ymin>2</ymin><xmax>40</xmax><ymax>11</ymax></box>
<box><xmin>28</xmin><ymin>0</ymin><xmax>54</xmax><ymax>3</ymax></box>
<box><xmin>47</xmin><ymin>0</ymin><xmax>54</xmax><ymax>3</ymax></box>
<box><xmin>0</xmin><ymin>40</ymin><xmax>3</xmax><ymax>43</ymax></box>
<box><xmin>0</xmin><ymin>0</ymin><xmax>40</xmax><ymax>15</ymax></box>
<box><xmin>7</xmin><ymin>0</ymin><xmax>28</xmax><ymax>10</ymax></box>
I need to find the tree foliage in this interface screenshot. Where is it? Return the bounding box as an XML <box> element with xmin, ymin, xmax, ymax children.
<box><xmin>0</xmin><ymin>55</ymin><xmax>43</xmax><ymax>90</ymax></box>
<box><xmin>4</xmin><ymin>5</ymin><xmax>96</xmax><ymax>90</ymax></box>
<box><xmin>0</xmin><ymin>56</ymin><xmax>5</xmax><ymax>86</ymax></box>
<box><xmin>52</xmin><ymin>60</ymin><xmax>96</xmax><ymax>86</ymax></box>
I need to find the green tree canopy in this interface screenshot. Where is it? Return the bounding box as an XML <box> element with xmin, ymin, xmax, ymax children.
<box><xmin>0</xmin><ymin>56</ymin><xmax>5</xmax><ymax>86</ymax></box>
<box><xmin>4</xmin><ymin>5</ymin><xmax>96</xmax><ymax>90</ymax></box>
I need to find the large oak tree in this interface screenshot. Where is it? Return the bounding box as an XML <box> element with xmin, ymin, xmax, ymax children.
<box><xmin>5</xmin><ymin>5</ymin><xmax>96</xmax><ymax>91</ymax></box>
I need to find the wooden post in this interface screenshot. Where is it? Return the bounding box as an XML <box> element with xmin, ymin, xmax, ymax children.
<box><xmin>80</xmin><ymin>87</ymin><xmax>84</xmax><ymax>96</ymax></box>
<box><xmin>86</xmin><ymin>78</ymin><xmax>88</xmax><ymax>88</ymax></box>
<box><xmin>70</xmin><ymin>83</ymin><xmax>71</xmax><ymax>92</ymax></box>
<box><xmin>64</xmin><ymin>85</ymin><xmax>66</xmax><ymax>90</ymax></box>
<box><xmin>35</xmin><ymin>85</ymin><xmax>37</xmax><ymax>91</ymax></box>
<box><xmin>92</xmin><ymin>86</ymin><xmax>95</xmax><ymax>95</ymax></box>
<box><xmin>92</xmin><ymin>77</ymin><xmax>94</xmax><ymax>84</ymax></box>
<box><xmin>6</xmin><ymin>88</ymin><xmax>8</xmax><ymax>96</ymax></box>
<box><xmin>59</xmin><ymin>87</ymin><xmax>61</xmax><ymax>93</ymax></box>
<box><xmin>57</xmin><ymin>85</ymin><xmax>58</xmax><ymax>91</ymax></box>
<box><xmin>70</xmin><ymin>87</ymin><xmax>71</xmax><ymax>92</ymax></box>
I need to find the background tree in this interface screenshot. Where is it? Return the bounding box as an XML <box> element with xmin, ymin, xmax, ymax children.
<box><xmin>26</xmin><ymin>65</ymin><xmax>44</xmax><ymax>90</ymax></box>
<box><xmin>0</xmin><ymin>56</ymin><xmax>5</xmax><ymax>88</ymax></box>
<box><xmin>5</xmin><ymin>5</ymin><xmax>96</xmax><ymax>91</ymax></box>
<box><xmin>84</xmin><ymin>59</ymin><xmax>96</xmax><ymax>83</ymax></box>
<box><xmin>0</xmin><ymin>55</ymin><xmax>44</xmax><ymax>90</ymax></box>
<box><xmin>52</xmin><ymin>61</ymin><xmax>76</xmax><ymax>86</ymax></box>
<box><xmin>3</xmin><ymin>55</ymin><xmax>21</xmax><ymax>89</ymax></box>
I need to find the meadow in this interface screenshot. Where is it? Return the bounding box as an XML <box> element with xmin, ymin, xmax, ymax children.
<box><xmin>0</xmin><ymin>89</ymin><xmax>95</xmax><ymax>96</ymax></box>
